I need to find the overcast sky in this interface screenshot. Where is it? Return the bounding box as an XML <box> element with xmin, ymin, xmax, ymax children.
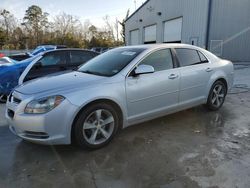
<box><xmin>1</xmin><ymin>0</ymin><xmax>146</xmax><ymax>26</ymax></box>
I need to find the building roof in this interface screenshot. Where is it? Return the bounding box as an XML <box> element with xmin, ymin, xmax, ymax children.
<box><xmin>125</xmin><ymin>0</ymin><xmax>150</xmax><ymax>22</ymax></box>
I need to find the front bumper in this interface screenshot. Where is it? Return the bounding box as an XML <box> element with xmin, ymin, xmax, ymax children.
<box><xmin>6</xmin><ymin>92</ymin><xmax>79</xmax><ymax>145</ymax></box>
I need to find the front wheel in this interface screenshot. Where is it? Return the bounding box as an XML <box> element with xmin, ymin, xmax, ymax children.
<box><xmin>206</xmin><ymin>81</ymin><xmax>227</xmax><ymax>111</ymax></box>
<box><xmin>73</xmin><ymin>103</ymin><xmax>120</xmax><ymax>149</ymax></box>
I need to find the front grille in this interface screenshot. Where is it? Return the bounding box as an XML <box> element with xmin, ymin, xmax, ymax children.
<box><xmin>7</xmin><ymin>109</ymin><xmax>14</xmax><ymax>119</ymax></box>
<box><xmin>24</xmin><ymin>131</ymin><xmax>49</xmax><ymax>139</ymax></box>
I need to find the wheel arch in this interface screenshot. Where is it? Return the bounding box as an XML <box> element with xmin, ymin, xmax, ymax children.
<box><xmin>207</xmin><ymin>68</ymin><xmax>229</xmax><ymax>97</ymax></box>
<box><xmin>70</xmin><ymin>98</ymin><xmax>124</xmax><ymax>143</ymax></box>
<box><xmin>216</xmin><ymin>78</ymin><xmax>228</xmax><ymax>94</ymax></box>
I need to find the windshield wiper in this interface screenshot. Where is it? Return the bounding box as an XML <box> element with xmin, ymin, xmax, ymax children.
<box><xmin>79</xmin><ymin>70</ymin><xmax>107</xmax><ymax>77</ymax></box>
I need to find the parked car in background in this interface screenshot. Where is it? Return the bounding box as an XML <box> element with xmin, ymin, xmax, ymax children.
<box><xmin>91</xmin><ymin>47</ymin><xmax>110</xmax><ymax>53</ymax></box>
<box><xmin>8</xmin><ymin>45</ymin><xmax>67</xmax><ymax>61</ymax></box>
<box><xmin>6</xmin><ymin>44</ymin><xmax>234</xmax><ymax>149</ymax></box>
<box><xmin>0</xmin><ymin>57</ymin><xmax>18</xmax><ymax>64</ymax></box>
<box><xmin>0</xmin><ymin>53</ymin><xmax>5</xmax><ymax>58</ymax></box>
<box><xmin>0</xmin><ymin>55</ymin><xmax>39</xmax><ymax>102</ymax></box>
<box><xmin>0</xmin><ymin>49</ymin><xmax>98</xmax><ymax>103</ymax></box>
<box><xmin>19</xmin><ymin>49</ymin><xmax>98</xmax><ymax>84</ymax></box>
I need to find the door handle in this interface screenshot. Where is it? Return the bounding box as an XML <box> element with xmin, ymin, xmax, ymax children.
<box><xmin>206</xmin><ymin>67</ymin><xmax>213</xmax><ymax>72</ymax></box>
<box><xmin>168</xmin><ymin>74</ymin><xmax>178</xmax><ymax>79</ymax></box>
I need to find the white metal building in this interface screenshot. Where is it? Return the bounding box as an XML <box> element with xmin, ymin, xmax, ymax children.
<box><xmin>125</xmin><ymin>0</ymin><xmax>250</xmax><ymax>62</ymax></box>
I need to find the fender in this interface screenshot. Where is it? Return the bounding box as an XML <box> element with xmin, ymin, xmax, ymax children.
<box><xmin>206</xmin><ymin>68</ymin><xmax>229</xmax><ymax>99</ymax></box>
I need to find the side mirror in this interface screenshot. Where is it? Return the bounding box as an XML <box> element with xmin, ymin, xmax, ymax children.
<box><xmin>35</xmin><ymin>62</ymin><xmax>42</xmax><ymax>69</ymax></box>
<box><xmin>133</xmin><ymin>64</ymin><xmax>155</xmax><ymax>76</ymax></box>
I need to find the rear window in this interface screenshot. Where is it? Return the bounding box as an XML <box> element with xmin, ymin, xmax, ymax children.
<box><xmin>175</xmin><ymin>48</ymin><xmax>205</xmax><ymax>67</ymax></box>
<box><xmin>198</xmin><ymin>51</ymin><xmax>208</xmax><ymax>62</ymax></box>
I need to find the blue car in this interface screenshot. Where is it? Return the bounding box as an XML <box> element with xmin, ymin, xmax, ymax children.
<box><xmin>0</xmin><ymin>55</ymin><xmax>39</xmax><ymax>102</ymax></box>
<box><xmin>8</xmin><ymin>45</ymin><xmax>67</xmax><ymax>62</ymax></box>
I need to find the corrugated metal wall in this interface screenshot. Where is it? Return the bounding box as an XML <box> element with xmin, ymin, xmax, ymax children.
<box><xmin>125</xmin><ymin>0</ymin><xmax>250</xmax><ymax>62</ymax></box>
<box><xmin>125</xmin><ymin>0</ymin><xmax>209</xmax><ymax>48</ymax></box>
<box><xmin>208</xmin><ymin>0</ymin><xmax>250</xmax><ymax>61</ymax></box>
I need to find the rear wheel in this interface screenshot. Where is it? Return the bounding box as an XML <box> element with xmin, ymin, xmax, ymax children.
<box><xmin>206</xmin><ymin>80</ymin><xmax>227</xmax><ymax>111</ymax></box>
<box><xmin>73</xmin><ymin>103</ymin><xmax>120</xmax><ymax>149</ymax></box>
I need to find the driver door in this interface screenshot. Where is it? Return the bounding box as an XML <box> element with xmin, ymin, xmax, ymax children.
<box><xmin>126</xmin><ymin>49</ymin><xmax>180</xmax><ymax>122</ymax></box>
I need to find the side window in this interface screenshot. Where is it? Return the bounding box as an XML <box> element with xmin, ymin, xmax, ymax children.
<box><xmin>40</xmin><ymin>51</ymin><xmax>66</xmax><ymax>67</ymax></box>
<box><xmin>175</xmin><ymin>48</ymin><xmax>208</xmax><ymax>67</ymax></box>
<box><xmin>139</xmin><ymin>49</ymin><xmax>173</xmax><ymax>72</ymax></box>
<box><xmin>70</xmin><ymin>51</ymin><xmax>94</xmax><ymax>65</ymax></box>
<box><xmin>198</xmin><ymin>51</ymin><xmax>208</xmax><ymax>62</ymax></box>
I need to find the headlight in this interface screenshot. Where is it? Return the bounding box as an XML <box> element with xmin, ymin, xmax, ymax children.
<box><xmin>24</xmin><ymin>95</ymin><xmax>65</xmax><ymax>114</ymax></box>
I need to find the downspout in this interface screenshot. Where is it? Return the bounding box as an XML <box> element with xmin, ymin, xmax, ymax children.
<box><xmin>205</xmin><ymin>0</ymin><xmax>212</xmax><ymax>50</ymax></box>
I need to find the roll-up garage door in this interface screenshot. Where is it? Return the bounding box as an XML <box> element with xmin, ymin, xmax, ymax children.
<box><xmin>164</xmin><ymin>17</ymin><xmax>182</xmax><ymax>43</ymax></box>
<box><xmin>130</xmin><ymin>29</ymin><xmax>139</xmax><ymax>45</ymax></box>
<box><xmin>144</xmin><ymin>25</ymin><xmax>156</xmax><ymax>44</ymax></box>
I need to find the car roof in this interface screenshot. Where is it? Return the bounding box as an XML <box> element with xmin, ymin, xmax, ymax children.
<box><xmin>44</xmin><ymin>48</ymin><xmax>100</xmax><ymax>54</ymax></box>
<box><xmin>116</xmin><ymin>43</ymin><xmax>219</xmax><ymax>62</ymax></box>
<box><xmin>118</xmin><ymin>43</ymin><xmax>202</xmax><ymax>50</ymax></box>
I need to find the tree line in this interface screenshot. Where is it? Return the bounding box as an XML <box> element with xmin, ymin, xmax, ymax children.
<box><xmin>0</xmin><ymin>5</ymin><xmax>129</xmax><ymax>50</ymax></box>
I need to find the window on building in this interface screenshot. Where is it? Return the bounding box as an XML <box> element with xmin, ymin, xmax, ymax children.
<box><xmin>130</xmin><ymin>29</ymin><xmax>139</xmax><ymax>45</ymax></box>
<box><xmin>144</xmin><ymin>25</ymin><xmax>157</xmax><ymax>44</ymax></box>
<box><xmin>163</xmin><ymin>17</ymin><xmax>182</xmax><ymax>43</ymax></box>
<box><xmin>139</xmin><ymin>49</ymin><xmax>173</xmax><ymax>71</ymax></box>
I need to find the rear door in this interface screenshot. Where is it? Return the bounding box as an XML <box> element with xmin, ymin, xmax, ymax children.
<box><xmin>23</xmin><ymin>51</ymin><xmax>68</xmax><ymax>82</ymax></box>
<box><xmin>173</xmin><ymin>48</ymin><xmax>212</xmax><ymax>105</ymax></box>
<box><xmin>68</xmin><ymin>50</ymin><xmax>97</xmax><ymax>70</ymax></box>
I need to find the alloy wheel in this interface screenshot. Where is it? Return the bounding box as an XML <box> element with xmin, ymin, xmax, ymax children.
<box><xmin>82</xmin><ymin>109</ymin><xmax>115</xmax><ymax>145</ymax></box>
<box><xmin>211</xmin><ymin>84</ymin><xmax>225</xmax><ymax>108</ymax></box>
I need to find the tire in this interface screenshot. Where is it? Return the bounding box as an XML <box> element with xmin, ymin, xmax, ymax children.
<box><xmin>73</xmin><ymin>103</ymin><xmax>120</xmax><ymax>149</ymax></box>
<box><xmin>206</xmin><ymin>80</ymin><xmax>227</xmax><ymax>111</ymax></box>
<box><xmin>0</xmin><ymin>94</ymin><xmax>7</xmax><ymax>103</ymax></box>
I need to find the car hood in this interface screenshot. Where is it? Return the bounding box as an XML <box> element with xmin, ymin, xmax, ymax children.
<box><xmin>15</xmin><ymin>71</ymin><xmax>106</xmax><ymax>95</ymax></box>
<box><xmin>0</xmin><ymin>57</ymin><xmax>17</xmax><ymax>65</ymax></box>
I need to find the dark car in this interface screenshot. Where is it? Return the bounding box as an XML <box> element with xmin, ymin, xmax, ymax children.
<box><xmin>0</xmin><ymin>49</ymin><xmax>98</xmax><ymax>103</ymax></box>
<box><xmin>90</xmin><ymin>47</ymin><xmax>110</xmax><ymax>53</ymax></box>
<box><xmin>19</xmin><ymin>49</ymin><xmax>99</xmax><ymax>84</ymax></box>
<box><xmin>8</xmin><ymin>45</ymin><xmax>67</xmax><ymax>61</ymax></box>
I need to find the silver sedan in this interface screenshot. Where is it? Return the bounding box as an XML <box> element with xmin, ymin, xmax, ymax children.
<box><xmin>6</xmin><ymin>44</ymin><xmax>234</xmax><ymax>149</ymax></box>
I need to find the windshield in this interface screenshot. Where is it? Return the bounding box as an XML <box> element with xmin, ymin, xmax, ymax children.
<box><xmin>78</xmin><ymin>48</ymin><xmax>145</xmax><ymax>77</ymax></box>
<box><xmin>16</xmin><ymin>53</ymin><xmax>41</xmax><ymax>64</ymax></box>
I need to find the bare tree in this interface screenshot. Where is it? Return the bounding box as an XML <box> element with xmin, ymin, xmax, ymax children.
<box><xmin>82</xmin><ymin>19</ymin><xmax>92</xmax><ymax>40</ymax></box>
<box><xmin>114</xmin><ymin>18</ymin><xmax>119</xmax><ymax>42</ymax></box>
<box><xmin>103</xmin><ymin>15</ymin><xmax>115</xmax><ymax>41</ymax></box>
<box><xmin>53</xmin><ymin>12</ymin><xmax>81</xmax><ymax>43</ymax></box>
<box><xmin>0</xmin><ymin>9</ymin><xmax>17</xmax><ymax>40</ymax></box>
